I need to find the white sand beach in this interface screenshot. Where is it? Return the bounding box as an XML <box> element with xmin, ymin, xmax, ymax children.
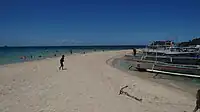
<box><xmin>0</xmin><ymin>50</ymin><xmax>196</xmax><ymax>112</ymax></box>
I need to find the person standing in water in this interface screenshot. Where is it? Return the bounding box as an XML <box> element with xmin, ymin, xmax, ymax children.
<box><xmin>59</xmin><ymin>55</ymin><xmax>65</xmax><ymax>70</ymax></box>
<box><xmin>193</xmin><ymin>89</ymin><xmax>200</xmax><ymax>112</ymax></box>
<box><xmin>70</xmin><ymin>49</ymin><xmax>73</xmax><ymax>54</ymax></box>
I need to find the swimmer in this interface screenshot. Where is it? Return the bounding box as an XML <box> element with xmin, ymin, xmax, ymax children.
<box><xmin>20</xmin><ymin>56</ymin><xmax>26</xmax><ymax>60</ymax></box>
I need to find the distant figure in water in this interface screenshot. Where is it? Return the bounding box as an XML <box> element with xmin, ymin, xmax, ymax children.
<box><xmin>70</xmin><ymin>50</ymin><xmax>73</xmax><ymax>54</ymax></box>
<box><xmin>193</xmin><ymin>89</ymin><xmax>200</xmax><ymax>112</ymax></box>
<box><xmin>59</xmin><ymin>55</ymin><xmax>65</xmax><ymax>70</ymax></box>
<box><xmin>38</xmin><ymin>55</ymin><xmax>42</xmax><ymax>58</ymax></box>
<box><xmin>54</xmin><ymin>54</ymin><xmax>57</xmax><ymax>56</ymax></box>
<box><xmin>20</xmin><ymin>56</ymin><xmax>26</xmax><ymax>60</ymax></box>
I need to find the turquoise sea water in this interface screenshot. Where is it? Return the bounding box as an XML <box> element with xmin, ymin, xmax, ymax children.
<box><xmin>0</xmin><ymin>45</ymin><xmax>145</xmax><ymax>65</ymax></box>
<box><xmin>115</xmin><ymin>58</ymin><xmax>200</xmax><ymax>94</ymax></box>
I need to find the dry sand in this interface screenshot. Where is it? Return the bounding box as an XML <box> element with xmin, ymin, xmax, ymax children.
<box><xmin>0</xmin><ymin>50</ymin><xmax>196</xmax><ymax>112</ymax></box>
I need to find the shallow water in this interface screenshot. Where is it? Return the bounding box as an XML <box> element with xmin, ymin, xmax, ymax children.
<box><xmin>0</xmin><ymin>48</ymin><xmax>95</xmax><ymax>65</ymax></box>
<box><xmin>113</xmin><ymin>57</ymin><xmax>200</xmax><ymax>95</ymax></box>
<box><xmin>0</xmin><ymin>45</ymin><xmax>145</xmax><ymax>65</ymax></box>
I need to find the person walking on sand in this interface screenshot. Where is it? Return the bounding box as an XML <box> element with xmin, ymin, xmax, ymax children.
<box><xmin>193</xmin><ymin>89</ymin><xmax>200</xmax><ymax>112</ymax></box>
<box><xmin>59</xmin><ymin>55</ymin><xmax>65</xmax><ymax>70</ymax></box>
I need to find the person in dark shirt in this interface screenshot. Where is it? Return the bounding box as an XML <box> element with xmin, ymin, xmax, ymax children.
<box><xmin>193</xmin><ymin>89</ymin><xmax>200</xmax><ymax>112</ymax></box>
<box><xmin>70</xmin><ymin>50</ymin><xmax>73</xmax><ymax>54</ymax></box>
<box><xmin>133</xmin><ymin>48</ymin><xmax>137</xmax><ymax>56</ymax></box>
<box><xmin>59</xmin><ymin>55</ymin><xmax>65</xmax><ymax>70</ymax></box>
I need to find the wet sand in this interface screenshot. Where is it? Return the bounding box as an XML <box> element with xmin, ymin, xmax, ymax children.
<box><xmin>115</xmin><ymin>53</ymin><xmax>200</xmax><ymax>96</ymax></box>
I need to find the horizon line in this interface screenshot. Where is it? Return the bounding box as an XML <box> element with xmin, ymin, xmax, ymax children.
<box><xmin>0</xmin><ymin>44</ymin><xmax>146</xmax><ymax>47</ymax></box>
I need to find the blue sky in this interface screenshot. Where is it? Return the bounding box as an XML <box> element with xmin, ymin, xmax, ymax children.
<box><xmin>0</xmin><ymin>0</ymin><xmax>200</xmax><ymax>46</ymax></box>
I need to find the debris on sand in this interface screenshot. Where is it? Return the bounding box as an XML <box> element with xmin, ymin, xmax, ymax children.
<box><xmin>119</xmin><ymin>85</ymin><xmax>142</xmax><ymax>102</ymax></box>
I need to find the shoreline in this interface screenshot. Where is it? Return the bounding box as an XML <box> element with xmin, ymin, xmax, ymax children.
<box><xmin>0</xmin><ymin>50</ymin><xmax>196</xmax><ymax>112</ymax></box>
<box><xmin>0</xmin><ymin>46</ymin><xmax>144</xmax><ymax>66</ymax></box>
<box><xmin>0</xmin><ymin>49</ymin><xmax>131</xmax><ymax>67</ymax></box>
<box><xmin>0</xmin><ymin>51</ymin><xmax>94</xmax><ymax>68</ymax></box>
<box><xmin>109</xmin><ymin>55</ymin><xmax>199</xmax><ymax>96</ymax></box>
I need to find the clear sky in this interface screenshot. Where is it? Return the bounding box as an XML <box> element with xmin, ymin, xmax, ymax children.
<box><xmin>0</xmin><ymin>0</ymin><xmax>200</xmax><ymax>46</ymax></box>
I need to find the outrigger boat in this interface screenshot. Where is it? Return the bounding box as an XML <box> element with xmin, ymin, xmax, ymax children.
<box><xmin>124</xmin><ymin>40</ymin><xmax>200</xmax><ymax>78</ymax></box>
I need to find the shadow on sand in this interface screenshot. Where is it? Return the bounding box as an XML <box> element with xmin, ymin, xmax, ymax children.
<box><xmin>62</xmin><ymin>68</ymin><xmax>67</xmax><ymax>70</ymax></box>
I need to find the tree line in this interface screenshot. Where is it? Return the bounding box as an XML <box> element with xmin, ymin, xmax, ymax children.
<box><xmin>178</xmin><ymin>38</ymin><xmax>200</xmax><ymax>47</ymax></box>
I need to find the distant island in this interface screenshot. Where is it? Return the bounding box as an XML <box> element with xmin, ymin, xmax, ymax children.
<box><xmin>178</xmin><ymin>37</ymin><xmax>200</xmax><ymax>47</ymax></box>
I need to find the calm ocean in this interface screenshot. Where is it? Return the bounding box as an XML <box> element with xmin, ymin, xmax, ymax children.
<box><xmin>0</xmin><ymin>45</ymin><xmax>145</xmax><ymax>65</ymax></box>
